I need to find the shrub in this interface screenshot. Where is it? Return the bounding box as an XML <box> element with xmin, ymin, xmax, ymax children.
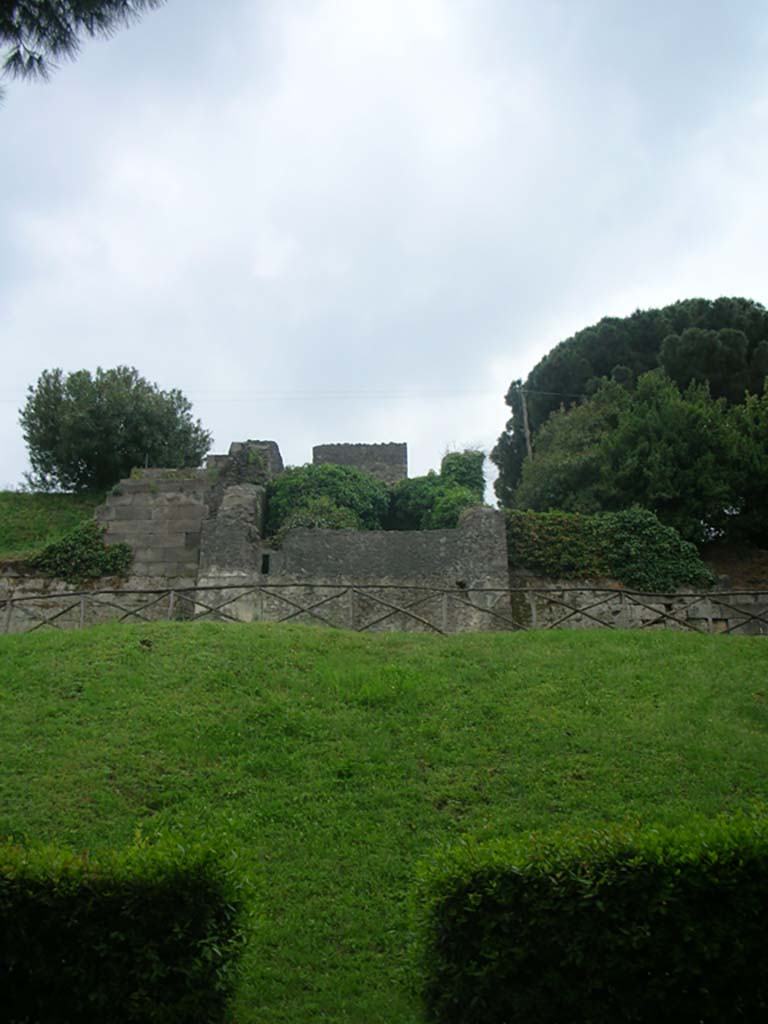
<box><xmin>413</xmin><ymin>815</ymin><xmax>768</xmax><ymax>1024</ymax></box>
<box><xmin>273</xmin><ymin>496</ymin><xmax>362</xmax><ymax>546</ymax></box>
<box><xmin>505</xmin><ymin>507</ymin><xmax>714</xmax><ymax>590</ymax></box>
<box><xmin>386</xmin><ymin>472</ymin><xmax>445</xmax><ymax>530</ymax></box>
<box><xmin>0</xmin><ymin>840</ymin><xmax>249</xmax><ymax>1024</ymax></box>
<box><xmin>605</xmin><ymin>507</ymin><xmax>714</xmax><ymax>590</ymax></box>
<box><xmin>387</xmin><ymin>452</ymin><xmax>486</xmax><ymax>531</ymax></box>
<box><xmin>28</xmin><ymin>520</ymin><xmax>133</xmax><ymax>584</ymax></box>
<box><xmin>506</xmin><ymin>509</ymin><xmax>605</xmax><ymax>579</ymax></box>
<box><xmin>265</xmin><ymin>464</ymin><xmax>389</xmax><ymax>536</ymax></box>
<box><xmin>440</xmin><ymin>450</ymin><xmax>485</xmax><ymax>499</ymax></box>
<box><xmin>421</xmin><ymin>485</ymin><xmax>480</xmax><ymax>529</ymax></box>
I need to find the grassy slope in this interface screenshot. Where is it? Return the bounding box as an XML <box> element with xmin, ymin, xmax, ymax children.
<box><xmin>0</xmin><ymin>490</ymin><xmax>103</xmax><ymax>560</ymax></box>
<box><xmin>1</xmin><ymin>624</ymin><xmax>766</xmax><ymax>1023</ymax></box>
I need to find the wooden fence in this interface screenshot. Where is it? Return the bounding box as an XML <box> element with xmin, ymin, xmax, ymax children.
<box><xmin>2</xmin><ymin>582</ymin><xmax>767</xmax><ymax>636</ymax></box>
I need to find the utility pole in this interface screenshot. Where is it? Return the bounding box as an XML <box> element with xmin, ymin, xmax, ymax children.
<box><xmin>519</xmin><ymin>385</ymin><xmax>533</xmax><ymax>460</ymax></box>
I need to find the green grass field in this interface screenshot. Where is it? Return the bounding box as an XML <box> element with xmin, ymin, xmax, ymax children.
<box><xmin>1</xmin><ymin>623</ymin><xmax>766</xmax><ymax>1022</ymax></box>
<box><xmin>0</xmin><ymin>490</ymin><xmax>103</xmax><ymax>561</ymax></box>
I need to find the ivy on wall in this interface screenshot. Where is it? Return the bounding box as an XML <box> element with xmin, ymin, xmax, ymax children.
<box><xmin>506</xmin><ymin>507</ymin><xmax>714</xmax><ymax>591</ymax></box>
<box><xmin>29</xmin><ymin>521</ymin><xmax>133</xmax><ymax>584</ymax></box>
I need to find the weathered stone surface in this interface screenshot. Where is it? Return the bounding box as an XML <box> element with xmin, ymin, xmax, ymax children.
<box><xmin>31</xmin><ymin>437</ymin><xmax>768</xmax><ymax>637</ymax></box>
<box><xmin>279</xmin><ymin>507</ymin><xmax>507</xmax><ymax>587</ymax></box>
<box><xmin>3</xmin><ymin>564</ymin><xmax>767</xmax><ymax>637</ymax></box>
<box><xmin>0</xmin><ymin>571</ymin><xmax>198</xmax><ymax>634</ymax></box>
<box><xmin>198</xmin><ymin>483</ymin><xmax>266</xmax><ymax>575</ymax></box>
<box><xmin>312</xmin><ymin>442</ymin><xmax>407</xmax><ymax>484</ymax></box>
<box><xmin>227</xmin><ymin>440</ymin><xmax>284</xmax><ymax>479</ymax></box>
<box><xmin>96</xmin><ymin>471</ymin><xmax>208</xmax><ymax>578</ymax></box>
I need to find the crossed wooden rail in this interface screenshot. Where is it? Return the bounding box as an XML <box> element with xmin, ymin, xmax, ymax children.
<box><xmin>2</xmin><ymin>583</ymin><xmax>767</xmax><ymax>636</ymax></box>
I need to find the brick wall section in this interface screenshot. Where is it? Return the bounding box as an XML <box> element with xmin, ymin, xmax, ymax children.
<box><xmin>96</xmin><ymin>474</ymin><xmax>207</xmax><ymax>578</ymax></box>
<box><xmin>312</xmin><ymin>443</ymin><xmax>407</xmax><ymax>484</ymax></box>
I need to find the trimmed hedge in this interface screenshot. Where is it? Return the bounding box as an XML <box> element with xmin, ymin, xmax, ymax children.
<box><xmin>0</xmin><ymin>841</ymin><xmax>249</xmax><ymax>1024</ymax></box>
<box><xmin>506</xmin><ymin>506</ymin><xmax>714</xmax><ymax>590</ymax></box>
<box><xmin>413</xmin><ymin>816</ymin><xmax>768</xmax><ymax>1024</ymax></box>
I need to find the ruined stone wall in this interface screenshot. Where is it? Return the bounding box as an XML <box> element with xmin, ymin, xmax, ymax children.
<box><xmin>5</xmin><ymin>571</ymin><xmax>767</xmax><ymax>636</ymax></box>
<box><xmin>191</xmin><ymin>508</ymin><xmax>512</xmax><ymax>633</ymax></box>
<box><xmin>96</xmin><ymin>470</ymin><xmax>207</xmax><ymax>579</ymax></box>
<box><xmin>95</xmin><ymin>441</ymin><xmax>285</xmax><ymax>584</ymax></box>
<box><xmin>0</xmin><ymin>570</ymin><xmax>190</xmax><ymax>635</ymax></box>
<box><xmin>11</xmin><ymin>435</ymin><xmax>765</xmax><ymax>638</ymax></box>
<box><xmin>198</xmin><ymin>484</ymin><xmax>266</xmax><ymax>577</ymax></box>
<box><xmin>198</xmin><ymin>441</ymin><xmax>283</xmax><ymax>580</ymax></box>
<box><xmin>278</xmin><ymin>507</ymin><xmax>507</xmax><ymax>586</ymax></box>
<box><xmin>503</xmin><ymin>576</ymin><xmax>768</xmax><ymax>635</ymax></box>
<box><xmin>312</xmin><ymin>442</ymin><xmax>407</xmax><ymax>484</ymax></box>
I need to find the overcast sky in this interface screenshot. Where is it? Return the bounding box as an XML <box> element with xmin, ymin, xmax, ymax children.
<box><xmin>2</xmin><ymin>0</ymin><xmax>767</xmax><ymax>492</ymax></box>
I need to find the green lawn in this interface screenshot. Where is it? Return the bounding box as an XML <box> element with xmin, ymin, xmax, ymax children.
<box><xmin>0</xmin><ymin>490</ymin><xmax>104</xmax><ymax>561</ymax></box>
<box><xmin>1</xmin><ymin>623</ymin><xmax>766</xmax><ymax>1022</ymax></box>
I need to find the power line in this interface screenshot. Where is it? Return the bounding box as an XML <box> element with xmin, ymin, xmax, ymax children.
<box><xmin>0</xmin><ymin>389</ymin><xmax>504</xmax><ymax>404</ymax></box>
<box><xmin>520</xmin><ymin>388</ymin><xmax>588</xmax><ymax>399</ymax></box>
<box><xmin>0</xmin><ymin>385</ymin><xmax>589</xmax><ymax>403</ymax></box>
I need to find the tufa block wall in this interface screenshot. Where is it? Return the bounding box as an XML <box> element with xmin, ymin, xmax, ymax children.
<box><xmin>199</xmin><ymin>441</ymin><xmax>283</xmax><ymax>577</ymax></box>
<box><xmin>312</xmin><ymin>442</ymin><xmax>407</xmax><ymax>485</ymax></box>
<box><xmin>279</xmin><ymin>507</ymin><xmax>507</xmax><ymax>586</ymax></box>
<box><xmin>88</xmin><ymin>439</ymin><xmax>515</xmax><ymax>635</ymax></box>
<box><xmin>96</xmin><ymin>470</ymin><xmax>207</xmax><ymax>580</ymax></box>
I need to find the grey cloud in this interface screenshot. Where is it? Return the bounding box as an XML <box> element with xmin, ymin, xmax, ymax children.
<box><xmin>2</xmin><ymin>0</ymin><xmax>767</xmax><ymax>488</ymax></box>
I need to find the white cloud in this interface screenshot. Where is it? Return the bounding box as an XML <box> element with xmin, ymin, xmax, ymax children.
<box><xmin>2</xmin><ymin>0</ymin><xmax>768</xmax><ymax>490</ymax></box>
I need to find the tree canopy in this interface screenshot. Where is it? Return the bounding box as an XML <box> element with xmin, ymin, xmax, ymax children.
<box><xmin>265</xmin><ymin>450</ymin><xmax>487</xmax><ymax>539</ymax></box>
<box><xmin>20</xmin><ymin>366</ymin><xmax>211</xmax><ymax>492</ymax></box>
<box><xmin>265</xmin><ymin>464</ymin><xmax>391</xmax><ymax>538</ymax></box>
<box><xmin>1</xmin><ymin>0</ymin><xmax>164</xmax><ymax>86</ymax></box>
<box><xmin>513</xmin><ymin>369</ymin><xmax>768</xmax><ymax>545</ymax></box>
<box><xmin>386</xmin><ymin>450</ymin><xmax>486</xmax><ymax>531</ymax></box>
<box><xmin>492</xmin><ymin>297</ymin><xmax>768</xmax><ymax>503</ymax></box>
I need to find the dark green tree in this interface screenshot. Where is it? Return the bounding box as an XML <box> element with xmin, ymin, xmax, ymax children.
<box><xmin>20</xmin><ymin>366</ymin><xmax>212</xmax><ymax>491</ymax></box>
<box><xmin>493</xmin><ymin>297</ymin><xmax>768</xmax><ymax>502</ymax></box>
<box><xmin>1</xmin><ymin>0</ymin><xmax>165</xmax><ymax>84</ymax></box>
<box><xmin>491</xmin><ymin>381</ymin><xmax>525</xmax><ymax>508</ymax></box>
<box><xmin>727</xmin><ymin>387</ymin><xmax>768</xmax><ymax>546</ymax></box>
<box><xmin>514</xmin><ymin>371</ymin><xmax>735</xmax><ymax>543</ymax></box>
<box><xmin>658</xmin><ymin>327</ymin><xmax>761</xmax><ymax>403</ymax></box>
<box><xmin>512</xmin><ymin>379</ymin><xmax>631</xmax><ymax>517</ymax></box>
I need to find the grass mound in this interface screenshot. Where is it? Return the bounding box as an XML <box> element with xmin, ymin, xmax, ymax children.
<box><xmin>0</xmin><ymin>490</ymin><xmax>104</xmax><ymax>562</ymax></box>
<box><xmin>1</xmin><ymin>624</ymin><xmax>766</xmax><ymax>1022</ymax></box>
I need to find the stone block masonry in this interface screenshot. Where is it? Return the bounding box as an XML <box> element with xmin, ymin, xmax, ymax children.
<box><xmin>279</xmin><ymin>507</ymin><xmax>508</xmax><ymax>587</ymax></box>
<box><xmin>196</xmin><ymin>507</ymin><xmax>512</xmax><ymax>632</ymax></box>
<box><xmin>199</xmin><ymin>441</ymin><xmax>283</xmax><ymax>578</ymax></box>
<box><xmin>312</xmin><ymin>443</ymin><xmax>407</xmax><ymax>484</ymax></box>
<box><xmin>96</xmin><ymin>472</ymin><xmax>208</xmax><ymax>579</ymax></box>
<box><xmin>12</xmin><ymin>433</ymin><xmax>748</xmax><ymax>638</ymax></box>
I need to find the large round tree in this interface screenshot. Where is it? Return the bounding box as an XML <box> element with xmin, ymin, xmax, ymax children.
<box><xmin>20</xmin><ymin>366</ymin><xmax>211</xmax><ymax>491</ymax></box>
<box><xmin>492</xmin><ymin>297</ymin><xmax>768</xmax><ymax>504</ymax></box>
<box><xmin>512</xmin><ymin>371</ymin><xmax>736</xmax><ymax>544</ymax></box>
